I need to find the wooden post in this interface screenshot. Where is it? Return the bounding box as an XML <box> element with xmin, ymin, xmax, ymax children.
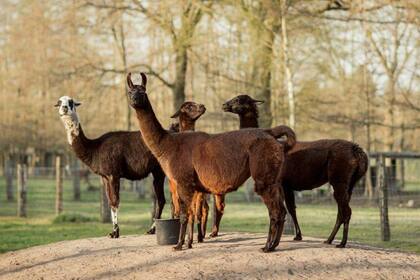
<box><xmin>283</xmin><ymin>192</ymin><xmax>295</xmax><ymax>235</ymax></box>
<box><xmin>377</xmin><ymin>154</ymin><xmax>390</xmax><ymax>241</ymax></box>
<box><xmin>390</xmin><ymin>158</ymin><xmax>397</xmax><ymax>192</ymax></box>
<box><xmin>399</xmin><ymin>159</ymin><xmax>405</xmax><ymax>189</ymax></box>
<box><xmin>244</xmin><ymin>179</ymin><xmax>255</xmax><ymax>203</ymax></box>
<box><xmin>100</xmin><ymin>185</ymin><xmax>111</xmax><ymax>223</ymax></box>
<box><xmin>55</xmin><ymin>156</ymin><xmax>63</xmax><ymax>215</ymax></box>
<box><xmin>72</xmin><ymin>159</ymin><xmax>81</xmax><ymax>201</ymax></box>
<box><xmin>136</xmin><ymin>181</ymin><xmax>146</xmax><ymax>199</ymax></box>
<box><xmin>17</xmin><ymin>164</ymin><xmax>28</xmax><ymax>217</ymax></box>
<box><xmin>5</xmin><ymin>157</ymin><xmax>14</xmax><ymax>201</ymax></box>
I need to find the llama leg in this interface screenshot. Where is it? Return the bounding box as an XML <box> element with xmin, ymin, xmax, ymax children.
<box><xmin>284</xmin><ymin>188</ymin><xmax>302</xmax><ymax>241</ymax></box>
<box><xmin>187</xmin><ymin>201</ymin><xmax>195</xmax><ymax>249</ymax></box>
<box><xmin>194</xmin><ymin>192</ymin><xmax>204</xmax><ymax>243</ymax></box>
<box><xmin>324</xmin><ymin>186</ymin><xmax>348</xmax><ymax>245</ymax></box>
<box><xmin>106</xmin><ymin>176</ymin><xmax>120</xmax><ymax>238</ymax></box>
<box><xmin>257</xmin><ymin>182</ymin><xmax>286</xmax><ymax>253</ymax></box>
<box><xmin>173</xmin><ymin>187</ymin><xmax>194</xmax><ymax>251</ymax></box>
<box><xmin>147</xmin><ymin>170</ymin><xmax>166</xmax><ymax>234</ymax></box>
<box><xmin>169</xmin><ymin>180</ymin><xmax>179</xmax><ymax>219</ymax></box>
<box><xmin>210</xmin><ymin>194</ymin><xmax>225</xmax><ymax>237</ymax></box>
<box><xmin>110</xmin><ymin>207</ymin><xmax>119</xmax><ymax>238</ymax></box>
<box><xmin>337</xmin><ymin>194</ymin><xmax>352</xmax><ymax>248</ymax></box>
<box><xmin>201</xmin><ymin>195</ymin><xmax>209</xmax><ymax>240</ymax></box>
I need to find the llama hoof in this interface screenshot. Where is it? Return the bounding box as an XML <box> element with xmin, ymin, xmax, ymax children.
<box><xmin>197</xmin><ymin>237</ymin><xmax>204</xmax><ymax>243</ymax></box>
<box><xmin>146</xmin><ymin>227</ymin><xmax>156</xmax><ymax>235</ymax></box>
<box><xmin>108</xmin><ymin>231</ymin><xmax>119</xmax><ymax>238</ymax></box>
<box><xmin>336</xmin><ymin>244</ymin><xmax>346</xmax><ymax>248</ymax></box>
<box><xmin>260</xmin><ymin>246</ymin><xmax>274</xmax><ymax>253</ymax></box>
<box><xmin>294</xmin><ymin>235</ymin><xmax>302</xmax><ymax>241</ymax></box>
<box><xmin>172</xmin><ymin>244</ymin><xmax>183</xmax><ymax>251</ymax></box>
<box><xmin>209</xmin><ymin>232</ymin><xmax>218</xmax><ymax>238</ymax></box>
<box><xmin>323</xmin><ymin>240</ymin><xmax>332</xmax><ymax>244</ymax></box>
<box><xmin>187</xmin><ymin>244</ymin><xmax>193</xmax><ymax>249</ymax></box>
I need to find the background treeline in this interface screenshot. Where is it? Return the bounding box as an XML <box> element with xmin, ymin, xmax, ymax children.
<box><xmin>0</xmin><ymin>0</ymin><xmax>419</xmax><ymax>159</ymax></box>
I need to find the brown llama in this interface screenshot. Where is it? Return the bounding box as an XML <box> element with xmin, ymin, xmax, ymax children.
<box><xmin>168</xmin><ymin>101</ymin><xmax>210</xmax><ymax>242</ymax></box>
<box><xmin>55</xmin><ymin>96</ymin><xmax>166</xmax><ymax>238</ymax></box>
<box><xmin>209</xmin><ymin>95</ymin><xmax>263</xmax><ymax>237</ymax></box>
<box><xmin>126</xmin><ymin>73</ymin><xmax>296</xmax><ymax>252</ymax></box>
<box><xmin>220</xmin><ymin>94</ymin><xmax>368</xmax><ymax>247</ymax></box>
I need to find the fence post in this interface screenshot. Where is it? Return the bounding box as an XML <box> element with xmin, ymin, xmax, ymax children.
<box><xmin>283</xmin><ymin>190</ymin><xmax>295</xmax><ymax>235</ymax></box>
<box><xmin>72</xmin><ymin>159</ymin><xmax>81</xmax><ymax>201</ymax></box>
<box><xmin>55</xmin><ymin>156</ymin><xmax>63</xmax><ymax>215</ymax></box>
<box><xmin>17</xmin><ymin>164</ymin><xmax>28</xmax><ymax>217</ymax></box>
<box><xmin>100</xmin><ymin>185</ymin><xmax>111</xmax><ymax>223</ymax></box>
<box><xmin>5</xmin><ymin>157</ymin><xmax>14</xmax><ymax>201</ymax></box>
<box><xmin>136</xmin><ymin>181</ymin><xmax>146</xmax><ymax>199</ymax></box>
<box><xmin>377</xmin><ymin>154</ymin><xmax>390</xmax><ymax>241</ymax></box>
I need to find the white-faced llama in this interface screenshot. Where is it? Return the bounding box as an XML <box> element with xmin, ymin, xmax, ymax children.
<box><xmin>55</xmin><ymin>96</ymin><xmax>166</xmax><ymax>238</ymax></box>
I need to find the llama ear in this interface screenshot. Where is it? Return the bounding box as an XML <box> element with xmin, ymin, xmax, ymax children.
<box><xmin>74</xmin><ymin>102</ymin><xmax>81</xmax><ymax>107</ymax></box>
<box><xmin>140</xmin><ymin>72</ymin><xmax>147</xmax><ymax>87</ymax></box>
<box><xmin>251</xmin><ymin>98</ymin><xmax>264</xmax><ymax>104</ymax></box>
<box><xmin>127</xmin><ymin>73</ymin><xmax>134</xmax><ymax>89</ymax></box>
<box><xmin>54</xmin><ymin>101</ymin><xmax>61</xmax><ymax>107</ymax></box>
<box><xmin>170</xmin><ymin>109</ymin><xmax>181</xmax><ymax>118</ymax></box>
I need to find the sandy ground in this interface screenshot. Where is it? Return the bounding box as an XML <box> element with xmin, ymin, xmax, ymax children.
<box><xmin>0</xmin><ymin>233</ymin><xmax>419</xmax><ymax>280</ymax></box>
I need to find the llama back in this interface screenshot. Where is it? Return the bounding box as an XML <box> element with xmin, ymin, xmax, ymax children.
<box><xmin>93</xmin><ymin>131</ymin><xmax>160</xmax><ymax>180</ymax></box>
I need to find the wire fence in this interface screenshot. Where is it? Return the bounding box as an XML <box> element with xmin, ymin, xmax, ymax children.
<box><xmin>1</xmin><ymin>157</ymin><xmax>419</xmax><ymax>251</ymax></box>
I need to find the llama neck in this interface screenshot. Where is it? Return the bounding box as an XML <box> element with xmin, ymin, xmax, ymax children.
<box><xmin>61</xmin><ymin>114</ymin><xmax>94</xmax><ymax>167</ymax></box>
<box><xmin>70</xmin><ymin>126</ymin><xmax>95</xmax><ymax>167</ymax></box>
<box><xmin>134</xmin><ymin>96</ymin><xmax>168</xmax><ymax>157</ymax></box>
<box><xmin>179</xmin><ymin>115</ymin><xmax>196</xmax><ymax>132</ymax></box>
<box><xmin>61</xmin><ymin>114</ymin><xmax>80</xmax><ymax>145</ymax></box>
<box><xmin>239</xmin><ymin>111</ymin><xmax>259</xmax><ymax>128</ymax></box>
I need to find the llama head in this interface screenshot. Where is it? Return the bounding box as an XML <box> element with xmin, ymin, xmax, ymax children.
<box><xmin>171</xmin><ymin>101</ymin><xmax>206</xmax><ymax>121</ymax></box>
<box><xmin>55</xmin><ymin>96</ymin><xmax>81</xmax><ymax>145</ymax></box>
<box><xmin>126</xmin><ymin>72</ymin><xmax>148</xmax><ymax>109</ymax></box>
<box><xmin>222</xmin><ymin>94</ymin><xmax>263</xmax><ymax>115</ymax></box>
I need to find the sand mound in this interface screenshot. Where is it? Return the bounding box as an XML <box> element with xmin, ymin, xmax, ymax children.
<box><xmin>0</xmin><ymin>233</ymin><xmax>418</xmax><ymax>279</ymax></box>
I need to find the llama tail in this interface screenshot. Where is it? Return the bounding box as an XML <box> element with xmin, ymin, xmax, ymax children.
<box><xmin>264</xmin><ymin>125</ymin><xmax>296</xmax><ymax>151</ymax></box>
<box><xmin>348</xmin><ymin>144</ymin><xmax>369</xmax><ymax>194</ymax></box>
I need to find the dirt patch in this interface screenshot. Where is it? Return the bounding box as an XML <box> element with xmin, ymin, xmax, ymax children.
<box><xmin>0</xmin><ymin>233</ymin><xmax>418</xmax><ymax>280</ymax></box>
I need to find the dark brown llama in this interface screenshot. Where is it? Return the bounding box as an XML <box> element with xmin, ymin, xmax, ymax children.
<box><xmin>168</xmin><ymin>101</ymin><xmax>210</xmax><ymax>242</ymax></box>
<box><xmin>126</xmin><ymin>73</ymin><xmax>296</xmax><ymax>252</ymax></box>
<box><xmin>221</xmin><ymin>94</ymin><xmax>368</xmax><ymax>247</ymax></box>
<box><xmin>55</xmin><ymin>96</ymin><xmax>166</xmax><ymax>238</ymax></box>
<box><xmin>209</xmin><ymin>95</ymin><xmax>263</xmax><ymax>237</ymax></box>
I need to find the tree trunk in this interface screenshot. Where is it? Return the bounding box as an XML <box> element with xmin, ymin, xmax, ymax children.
<box><xmin>17</xmin><ymin>164</ymin><xmax>28</xmax><ymax>217</ymax></box>
<box><xmin>172</xmin><ymin>46</ymin><xmax>188</xmax><ymax>113</ymax></box>
<box><xmin>364</xmin><ymin>156</ymin><xmax>374</xmax><ymax>199</ymax></box>
<box><xmin>399</xmin><ymin>123</ymin><xmax>405</xmax><ymax>189</ymax></box>
<box><xmin>5</xmin><ymin>156</ymin><xmax>14</xmax><ymax>202</ymax></box>
<box><xmin>377</xmin><ymin>155</ymin><xmax>390</xmax><ymax>241</ymax></box>
<box><xmin>100</xmin><ymin>183</ymin><xmax>111</xmax><ymax>223</ymax></box>
<box><xmin>72</xmin><ymin>159</ymin><xmax>81</xmax><ymax>201</ymax></box>
<box><xmin>251</xmin><ymin>27</ymin><xmax>274</xmax><ymax>128</ymax></box>
<box><xmin>55</xmin><ymin>156</ymin><xmax>63</xmax><ymax>215</ymax></box>
<box><xmin>280</xmin><ymin>3</ymin><xmax>295</xmax><ymax>235</ymax></box>
<box><xmin>281</xmin><ymin>8</ymin><xmax>295</xmax><ymax>130</ymax></box>
<box><xmin>244</xmin><ymin>179</ymin><xmax>255</xmax><ymax>202</ymax></box>
<box><xmin>136</xmin><ymin>181</ymin><xmax>146</xmax><ymax>199</ymax></box>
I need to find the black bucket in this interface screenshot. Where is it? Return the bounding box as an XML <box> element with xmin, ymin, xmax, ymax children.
<box><xmin>155</xmin><ymin>218</ymin><xmax>180</xmax><ymax>245</ymax></box>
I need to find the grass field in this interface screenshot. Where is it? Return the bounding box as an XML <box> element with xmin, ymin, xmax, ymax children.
<box><xmin>0</xmin><ymin>177</ymin><xmax>419</xmax><ymax>254</ymax></box>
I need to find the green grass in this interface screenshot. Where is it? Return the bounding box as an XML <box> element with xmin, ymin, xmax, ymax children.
<box><xmin>0</xmin><ymin>177</ymin><xmax>419</xmax><ymax>254</ymax></box>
